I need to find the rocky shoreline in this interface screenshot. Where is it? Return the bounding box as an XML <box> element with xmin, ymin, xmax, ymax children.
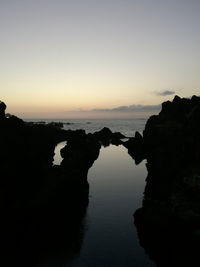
<box><xmin>0</xmin><ymin>100</ymin><xmax>126</xmax><ymax>265</ymax></box>
<box><xmin>1</xmin><ymin>96</ymin><xmax>200</xmax><ymax>266</ymax></box>
<box><xmin>0</xmin><ymin>101</ymin><xmax>126</xmax><ymax>209</ymax></box>
<box><xmin>125</xmin><ymin>95</ymin><xmax>200</xmax><ymax>266</ymax></box>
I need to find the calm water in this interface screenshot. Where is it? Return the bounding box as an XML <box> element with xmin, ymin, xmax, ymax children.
<box><xmin>67</xmin><ymin>145</ymin><xmax>155</xmax><ymax>267</ymax></box>
<box><xmin>42</xmin><ymin>119</ymin><xmax>156</xmax><ymax>266</ymax></box>
<box><xmin>52</xmin><ymin>144</ymin><xmax>156</xmax><ymax>267</ymax></box>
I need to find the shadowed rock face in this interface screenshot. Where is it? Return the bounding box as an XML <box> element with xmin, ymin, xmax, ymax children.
<box><xmin>60</xmin><ymin>130</ymin><xmax>101</xmax><ymax>180</ymax></box>
<box><xmin>140</xmin><ymin>95</ymin><xmax>200</xmax><ymax>210</ymax></box>
<box><xmin>1</xmin><ymin>207</ymin><xmax>88</xmax><ymax>267</ymax></box>
<box><xmin>132</xmin><ymin>95</ymin><xmax>200</xmax><ymax>267</ymax></box>
<box><xmin>0</xmin><ymin>100</ymin><xmax>6</xmax><ymax>119</ymax></box>
<box><xmin>0</xmin><ymin>102</ymin><xmax>126</xmax><ymax>266</ymax></box>
<box><xmin>123</xmin><ymin>131</ymin><xmax>145</xmax><ymax>165</ymax></box>
<box><xmin>92</xmin><ymin>127</ymin><xmax>126</xmax><ymax>147</ymax></box>
<box><xmin>134</xmin><ymin>207</ymin><xmax>200</xmax><ymax>267</ymax></box>
<box><xmin>0</xmin><ymin>107</ymin><xmax>91</xmax><ymax>265</ymax></box>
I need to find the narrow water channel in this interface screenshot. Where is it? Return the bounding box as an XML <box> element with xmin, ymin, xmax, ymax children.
<box><xmin>68</xmin><ymin>145</ymin><xmax>155</xmax><ymax>267</ymax></box>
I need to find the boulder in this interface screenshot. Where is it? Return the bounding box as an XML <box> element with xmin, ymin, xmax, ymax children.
<box><xmin>134</xmin><ymin>95</ymin><xmax>200</xmax><ymax>259</ymax></box>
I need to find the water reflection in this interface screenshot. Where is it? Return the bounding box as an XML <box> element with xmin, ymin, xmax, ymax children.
<box><xmin>1</xmin><ymin>197</ymin><xmax>89</xmax><ymax>267</ymax></box>
<box><xmin>53</xmin><ymin>141</ymin><xmax>67</xmax><ymax>165</ymax></box>
<box><xmin>134</xmin><ymin>175</ymin><xmax>200</xmax><ymax>267</ymax></box>
<box><xmin>1</xmin><ymin>144</ymin><xmax>158</xmax><ymax>267</ymax></box>
<box><xmin>134</xmin><ymin>215</ymin><xmax>200</xmax><ymax>267</ymax></box>
<box><xmin>67</xmin><ymin>145</ymin><xmax>155</xmax><ymax>267</ymax></box>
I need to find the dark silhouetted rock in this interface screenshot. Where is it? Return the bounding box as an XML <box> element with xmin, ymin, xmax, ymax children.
<box><xmin>111</xmin><ymin>131</ymin><xmax>125</xmax><ymax>145</ymax></box>
<box><xmin>60</xmin><ymin>130</ymin><xmax>101</xmax><ymax>184</ymax></box>
<box><xmin>93</xmin><ymin>127</ymin><xmax>126</xmax><ymax>146</ymax></box>
<box><xmin>134</xmin><ymin>206</ymin><xmax>200</xmax><ymax>267</ymax></box>
<box><xmin>93</xmin><ymin>127</ymin><xmax>113</xmax><ymax>142</ymax></box>
<box><xmin>0</xmin><ymin>102</ymin><xmax>97</xmax><ymax>265</ymax></box>
<box><xmin>133</xmin><ymin>95</ymin><xmax>200</xmax><ymax>266</ymax></box>
<box><xmin>47</xmin><ymin>121</ymin><xmax>64</xmax><ymax>128</ymax></box>
<box><xmin>0</xmin><ymin>101</ymin><xmax>6</xmax><ymax>119</ymax></box>
<box><xmin>123</xmin><ymin>131</ymin><xmax>145</xmax><ymax>164</ymax></box>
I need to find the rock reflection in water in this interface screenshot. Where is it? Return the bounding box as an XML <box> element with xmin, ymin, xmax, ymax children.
<box><xmin>1</xmin><ymin>206</ymin><xmax>88</xmax><ymax>266</ymax></box>
<box><xmin>135</xmin><ymin>213</ymin><xmax>200</xmax><ymax>267</ymax></box>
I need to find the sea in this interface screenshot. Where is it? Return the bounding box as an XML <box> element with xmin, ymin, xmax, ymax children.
<box><xmin>26</xmin><ymin>117</ymin><xmax>147</xmax><ymax>137</ymax></box>
<box><xmin>26</xmin><ymin>118</ymin><xmax>156</xmax><ymax>267</ymax></box>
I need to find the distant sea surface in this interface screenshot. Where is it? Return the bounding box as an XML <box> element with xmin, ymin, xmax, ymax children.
<box><xmin>25</xmin><ymin>118</ymin><xmax>148</xmax><ymax>137</ymax></box>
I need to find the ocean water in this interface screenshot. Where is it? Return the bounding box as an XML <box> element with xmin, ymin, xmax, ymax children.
<box><xmin>26</xmin><ymin>118</ymin><xmax>147</xmax><ymax>137</ymax></box>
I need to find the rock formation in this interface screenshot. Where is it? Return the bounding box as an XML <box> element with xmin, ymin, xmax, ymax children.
<box><xmin>0</xmin><ymin>104</ymin><xmax>88</xmax><ymax>265</ymax></box>
<box><xmin>93</xmin><ymin>127</ymin><xmax>125</xmax><ymax>146</ymax></box>
<box><xmin>0</xmin><ymin>100</ymin><xmax>6</xmax><ymax>119</ymax></box>
<box><xmin>131</xmin><ymin>95</ymin><xmax>200</xmax><ymax>266</ymax></box>
<box><xmin>0</xmin><ymin>101</ymin><xmax>126</xmax><ymax>265</ymax></box>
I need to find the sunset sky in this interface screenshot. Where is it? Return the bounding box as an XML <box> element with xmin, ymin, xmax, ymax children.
<box><xmin>0</xmin><ymin>0</ymin><xmax>200</xmax><ymax>118</ymax></box>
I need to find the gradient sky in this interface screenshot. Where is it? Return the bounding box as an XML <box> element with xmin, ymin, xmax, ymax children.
<box><xmin>0</xmin><ymin>0</ymin><xmax>200</xmax><ymax>118</ymax></box>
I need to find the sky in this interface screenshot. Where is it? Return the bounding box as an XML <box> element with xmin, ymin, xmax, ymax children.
<box><xmin>0</xmin><ymin>0</ymin><xmax>200</xmax><ymax>118</ymax></box>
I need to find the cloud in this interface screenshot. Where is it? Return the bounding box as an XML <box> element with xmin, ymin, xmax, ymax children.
<box><xmin>90</xmin><ymin>104</ymin><xmax>161</xmax><ymax>113</ymax></box>
<box><xmin>155</xmin><ymin>90</ymin><xmax>175</xmax><ymax>96</ymax></box>
<box><xmin>66</xmin><ymin>104</ymin><xmax>161</xmax><ymax>118</ymax></box>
